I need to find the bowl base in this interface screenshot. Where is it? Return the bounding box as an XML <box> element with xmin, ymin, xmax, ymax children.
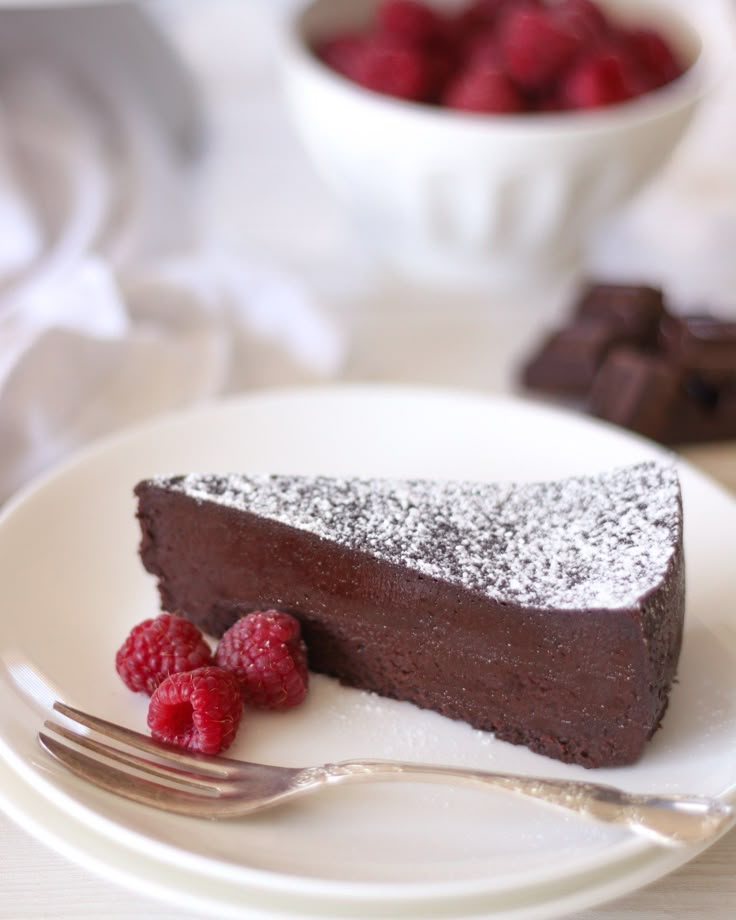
<box><xmin>371</xmin><ymin>239</ymin><xmax>586</xmax><ymax>294</ymax></box>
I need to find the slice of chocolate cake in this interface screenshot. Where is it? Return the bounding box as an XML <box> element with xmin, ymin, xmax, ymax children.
<box><xmin>135</xmin><ymin>462</ymin><xmax>684</xmax><ymax>768</ymax></box>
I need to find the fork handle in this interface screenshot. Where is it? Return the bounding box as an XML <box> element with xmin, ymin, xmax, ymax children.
<box><xmin>303</xmin><ymin>759</ymin><xmax>734</xmax><ymax>847</ymax></box>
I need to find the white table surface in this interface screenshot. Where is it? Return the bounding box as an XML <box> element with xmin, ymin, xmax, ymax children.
<box><xmin>2</xmin><ymin>2</ymin><xmax>736</xmax><ymax>918</ymax></box>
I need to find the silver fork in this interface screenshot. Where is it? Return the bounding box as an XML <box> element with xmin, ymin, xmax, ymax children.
<box><xmin>39</xmin><ymin>701</ymin><xmax>734</xmax><ymax>847</ymax></box>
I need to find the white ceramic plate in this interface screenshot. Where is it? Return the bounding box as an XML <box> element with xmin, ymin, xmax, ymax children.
<box><xmin>1</xmin><ymin>386</ymin><xmax>735</xmax><ymax>920</ymax></box>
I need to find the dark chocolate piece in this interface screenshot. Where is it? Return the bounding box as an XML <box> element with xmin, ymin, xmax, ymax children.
<box><xmin>658</xmin><ymin>315</ymin><xmax>736</xmax><ymax>442</ymax></box>
<box><xmin>521</xmin><ymin>319</ymin><xmax>622</xmax><ymax>394</ymax></box>
<box><xmin>659</xmin><ymin>314</ymin><xmax>736</xmax><ymax>375</ymax></box>
<box><xmin>522</xmin><ymin>283</ymin><xmax>665</xmax><ymax>396</ymax></box>
<box><xmin>668</xmin><ymin>376</ymin><xmax>736</xmax><ymax>444</ymax></box>
<box><xmin>519</xmin><ymin>281</ymin><xmax>736</xmax><ymax>445</ymax></box>
<box><xmin>135</xmin><ymin>464</ymin><xmax>685</xmax><ymax>769</ymax></box>
<box><xmin>575</xmin><ymin>283</ymin><xmax>665</xmax><ymax>345</ymax></box>
<box><xmin>588</xmin><ymin>349</ymin><xmax>683</xmax><ymax>441</ymax></box>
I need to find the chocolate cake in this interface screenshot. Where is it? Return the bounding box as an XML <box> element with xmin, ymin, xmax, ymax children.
<box><xmin>135</xmin><ymin>461</ymin><xmax>685</xmax><ymax>768</ymax></box>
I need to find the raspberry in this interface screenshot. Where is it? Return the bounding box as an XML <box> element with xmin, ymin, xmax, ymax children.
<box><xmin>115</xmin><ymin>613</ymin><xmax>213</xmax><ymax>696</ymax></box>
<box><xmin>377</xmin><ymin>1</ymin><xmax>443</xmax><ymax>45</ymax></box>
<box><xmin>215</xmin><ymin>611</ymin><xmax>308</xmax><ymax>711</ymax></box>
<box><xmin>147</xmin><ymin>666</ymin><xmax>243</xmax><ymax>755</ymax></box>
<box><xmin>499</xmin><ymin>6</ymin><xmax>583</xmax><ymax>91</ymax></box>
<box><xmin>354</xmin><ymin>34</ymin><xmax>433</xmax><ymax>102</ymax></box>
<box><xmin>561</xmin><ymin>50</ymin><xmax>640</xmax><ymax>110</ymax></box>
<box><xmin>316</xmin><ymin>33</ymin><xmax>366</xmax><ymax>82</ymax></box>
<box><xmin>461</xmin><ymin>0</ymin><xmax>540</xmax><ymax>30</ymax></box>
<box><xmin>537</xmin><ymin>94</ymin><xmax>566</xmax><ymax>113</ymax></box>
<box><xmin>315</xmin><ymin>0</ymin><xmax>685</xmax><ymax>112</ymax></box>
<box><xmin>427</xmin><ymin>45</ymin><xmax>458</xmax><ymax>99</ymax></box>
<box><xmin>627</xmin><ymin>28</ymin><xmax>683</xmax><ymax>89</ymax></box>
<box><xmin>463</xmin><ymin>30</ymin><xmax>504</xmax><ymax>73</ymax></box>
<box><xmin>552</xmin><ymin>0</ymin><xmax>609</xmax><ymax>41</ymax></box>
<box><xmin>444</xmin><ymin>69</ymin><xmax>525</xmax><ymax>114</ymax></box>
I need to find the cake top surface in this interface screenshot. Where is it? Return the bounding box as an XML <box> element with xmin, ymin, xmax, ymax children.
<box><xmin>147</xmin><ymin>461</ymin><xmax>681</xmax><ymax>611</ymax></box>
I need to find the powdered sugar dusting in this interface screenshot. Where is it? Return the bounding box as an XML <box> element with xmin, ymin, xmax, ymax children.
<box><xmin>152</xmin><ymin>462</ymin><xmax>681</xmax><ymax>610</ymax></box>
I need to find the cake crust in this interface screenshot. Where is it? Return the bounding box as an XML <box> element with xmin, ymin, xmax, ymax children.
<box><xmin>135</xmin><ymin>462</ymin><xmax>685</xmax><ymax>768</ymax></box>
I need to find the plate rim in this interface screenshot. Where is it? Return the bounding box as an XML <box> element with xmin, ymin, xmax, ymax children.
<box><xmin>2</xmin><ymin>380</ymin><xmax>706</xmax><ymax>522</ymax></box>
<box><xmin>0</xmin><ymin>754</ymin><xmax>714</xmax><ymax>920</ymax></box>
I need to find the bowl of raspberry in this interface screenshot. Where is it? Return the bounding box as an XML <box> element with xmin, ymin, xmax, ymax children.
<box><xmin>280</xmin><ymin>0</ymin><xmax>730</xmax><ymax>288</ymax></box>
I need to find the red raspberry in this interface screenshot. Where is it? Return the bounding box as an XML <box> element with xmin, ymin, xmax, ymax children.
<box><xmin>316</xmin><ymin>33</ymin><xmax>367</xmax><ymax>82</ymax></box>
<box><xmin>561</xmin><ymin>50</ymin><xmax>640</xmax><ymax>109</ymax></box>
<box><xmin>627</xmin><ymin>28</ymin><xmax>684</xmax><ymax>89</ymax></box>
<box><xmin>552</xmin><ymin>0</ymin><xmax>609</xmax><ymax>42</ymax></box>
<box><xmin>353</xmin><ymin>33</ymin><xmax>434</xmax><ymax>102</ymax></box>
<box><xmin>215</xmin><ymin>611</ymin><xmax>309</xmax><ymax>711</ymax></box>
<box><xmin>463</xmin><ymin>30</ymin><xmax>504</xmax><ymax>73</ymax></box>
<box><xmin>461</xmin><ymin>0</ymin><xmax>540</xmax><ymax>31</ymax></box>
<box><xmin>147</xmin><ymin>666</ymin><xmax>243</xmax><ymax>755</ymax></box>
<box><xmin>115</xmin><ymin>613</ymin><xmax>213</xmax><ymax>696</ymax></box>
<box><xmin>536</xmin><ymin>93</ymin><xmax>566</xmax><ymax>113</ymax></box>
<box><xmin>426</xmin><ymin>45</ymin><xmax>458</xmax><ymax>100</ymax></box>
<box><xmin>377</xmin><ymin>1</ymin><xmax>443</xmax><ymax>45</ymax></box>
<box><xmin>444</xmin><ymin>68</ymin><xmax>525</xmax><ymax>114</ymax></box>
<box><xmin>499</xmin><ymin>6</ymin><xmax>583</xmax><ymax>91</ymax></box>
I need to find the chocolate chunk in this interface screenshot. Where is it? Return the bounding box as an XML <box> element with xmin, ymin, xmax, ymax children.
<box><xmin>519</xmin><ymin>281</ymin><xmax>736</xmax><ymax>445</ymax></box>
<box><xmin>575</xmin><ymin>284</ymin><xmax>665</xmax><ymax>346</ymax></box>
<box><xmin>521</xmin><ymin>318</ymin><xmax>623</xmax><ymax>394</ymax></box>
<box><xmin>685</xmin><ymin>374</ymin><xmax>721</xmax><ymax>410</ymax></box>
<box><xmin>668</xmin><ymin>375</ymin><xmax>736</xmax><ymax>444</ymax></box>
<box><xmin>663</xmin><ymin>316</ymin><xmax>736</xmax><ymax>441</ymax></box>
<box><xmin>659</xmin><ymin>314</ymin><xmax>736</xmax><ymax>375</ymax></box>
<box><xmin>588</xmin><ymin>349</ymin><xmax>683</xmax><ymax>442</ymax></box>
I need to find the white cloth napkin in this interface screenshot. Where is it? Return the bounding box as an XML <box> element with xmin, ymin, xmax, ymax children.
<box><xmin>0</xmin><ymin>5</ymin><xmax>344</xmax><ymax>504</ymax></box>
